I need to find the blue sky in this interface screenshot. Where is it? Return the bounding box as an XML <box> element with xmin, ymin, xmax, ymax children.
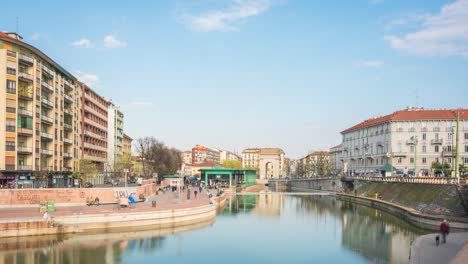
<box><xmin>2</xmin><ymin>0</ymin><xmax>467</xmax><ymax>158</ymax></box>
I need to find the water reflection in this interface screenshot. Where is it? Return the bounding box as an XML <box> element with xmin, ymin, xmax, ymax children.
<box><xmin>0</xmin><ymin>194</ymin><xmax>430</xmax><ymax>264</ymax></box>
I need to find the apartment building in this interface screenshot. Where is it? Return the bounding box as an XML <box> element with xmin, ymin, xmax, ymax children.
<box><xmin>0</xmin><ymin>32</ymin><xmax>81</xmax><ymax>187</ymax></box>
<box><xmin>329</xmin><ymin>144</ymin><xmax>344</xmax><ymax>174</ymax></box>
<box><xmin>81</xmin><ymin>84</ymin><xmax>109</xmax><ymax>175</ymax></box>
<box><xmin>220</xmin><ymin>150</ymin><xmax>241</xmax><ymax>163</ymax></box>
<box><xmin>191</xmin><ymin>144</ymin><xmax>220</xmax><ymax>164</ymax></box>
<box><xmin>341</xmin><ymin>108</ymin><xmax>468</xmax><ymax>176</ymax></box>
<box><xmin>107</xmin><ymin>102</ymin><xmax>124</xmax><ymax>169</ymax></box>
<box><xmin>123</xmin><ymin>133</ymin><xmax>132</xmax><ymax>156</ymax></box>
<box><xmin>296</xmin><ymin>151</ymin><xmax>331</xmax><ymax>177</ymax></box>
<box><xmin>181</xmin><ymin>150</ymin><xmax>192</xmax><ymax>164</ymax></box>
<box><xmin>242</xmin><ymin>148</ymin><xmax>286</xmax><ymax>179</ymax></box>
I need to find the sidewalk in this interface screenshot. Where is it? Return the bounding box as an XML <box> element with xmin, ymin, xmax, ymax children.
<box><xmin>0</xmin><ymin>188</ymin><xmax>211</xmax><ymax>222</ymax></box>
<box><xmin>410</xmin><ymin>232</ymin><xmax>468</xmax><ymax>264</ymax></box>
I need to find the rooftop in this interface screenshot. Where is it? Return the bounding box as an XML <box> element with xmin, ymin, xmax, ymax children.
<box><xmin>341</xmin><ymin>108</ymin><xmax>468</xmax><ymax>134</ymax></box>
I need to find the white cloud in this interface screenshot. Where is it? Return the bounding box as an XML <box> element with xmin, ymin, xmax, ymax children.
<box><xmin>103</xmin><ymin>35</ymin><xmax>127</xmax><ymax>48</ymax></box>
<box><xmin>356</xmin><ymin>60</ymin><xmax>384</xmax><ymax>68</ymax></box>
<box><xmin>369</xmin><ymin>0</ymin><xmax>384</xmax><ymax>4</ymax></box>
<box><xmin>181</xmin><ymin>0</ymin><xmax>271</xmax><ymax>32</ymax></box>
<box><xmin>31</xmin><ymin>33</ymin><xmax>40</xmax><ymax>40</ymax></box>
<box><xmin>73</xmin><ymin>70</ymin><xmax>99</xmax><ymax>87</ymax></box>
<box><xmin>384</xmin><ymin>0</ymin><xmax>468</xmax><ymax>58</ymax></box>
<box><xmin>71</xmin><ymin>38</ymin><xmax>94</xmax><ymax>48</ymax></box>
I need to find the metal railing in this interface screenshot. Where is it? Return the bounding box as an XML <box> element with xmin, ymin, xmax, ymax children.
<box><xmin>431</xmin><ymin>139</ymin><xmax>443</xmax><ymax>144</ymax></box>
<box><xmin>41</xmin><ymin>97</ymin><xmax>54</xmax><ymax>108</ymax></box>
<box><xmin>18</xmin><ymin>54</ymin><xmax>34</xmax><ymax>64</ymax></box>
<box><xmin>41</xmin><ymin>81</ymin><xmax>54</xmax><ymax>93</ymax></box>
<box><xmin>350</xmin><ymin>175</ymin><xmax>461</xmax><ymax>185</ymax></box>
<box><xmin>17</xmin><ymin>165</ymin><xmax>32</xmax><ymax>171</ymax></box>
<box><xmin>18</xmin><ymin>71</ymin><xmax>34</xmax><ymax>82</ymax></box>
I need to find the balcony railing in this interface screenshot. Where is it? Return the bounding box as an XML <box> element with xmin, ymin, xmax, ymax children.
<box><xmin>84</xmin><ymin>130</ymin><xmax>107</xmax><ymax>140</ymax></box>
<box><xmin>84</xmin><ymin>142</ymin><xmax>107</xmax><ymax>152</ymax></box>
<box><xmin>17</xmin><ymin>147</ymin><xmax>33</xmax><ymax>153</ymax></box>
<box><xmin>85</xmin><ymin>118</ymin><xmax>107</xmax><ymax>132</ymax></box>
<box><xmin>7</xmin><ymin>50</ymin><xmax>16</xmax><ymax>58</ymax></box>
<box><xmin>406</xmin><ymin>139</ymin><xmax>416</xmax><ymax>145</ymax></box>
<box><xmin>433</xmin><ymin>127</ymin><xmax>440</xmax><ymax>132</ymax></box>
<box><xmin>83</xmin><ymin>154</ymin><xmax>107</xmax><ymax>163</ymax></box>
<box><xmin>64</xmin><ymin>123</ymin><xmax>73</xmax><ymax>131</ymax></box>
<box><xmin>18</xmin><ymin>88</ymin><xmax>33</xmax><ymax>100</ymax></box>
<box><xmin>18</xmin><ymin>71</ymin><xmax>34</xmax><ymax>82</ymax></box>
<box><xmin>431</xmin><ymin>139</ymin><xmax>443</xmax><ymax>145</ymax></box>
<box><xmin>41</xmin><ymin>115</ymin><xmax>54</xmax><ymax>124</ymax></box>
<box><xmin>63</xmin><ymin>153</ymin><xmax>73</xmax><ymax>158</ymax></box>
<box><xmin>41</xmin><ymin>65</ymin><xmax>54</xmax><ymax>77</ymax></box>
<box><xmin>40</xmin><ymin>132</ymin><xmax>53</xmax><ymax>140</ymax></box>
<box><xmin>63</xmin><ymin>138</ymin><xmax>73</xmax><ymax>144</ymax></box>
<box><xmin>84</xmin><ymin>93</ymin><xmax>107</xmax><ymax>112</ymax></box>
<box><xmin>392</xmin><ymin>152</ymin><xmax>407</xmax><ymax>157</ymax></box>
<box><xmin>18</xmin><ymin>54</ymin><xmax>34</xmax><ymax>65</ymax></box>
<box><xmin>64</xmin><ymin>108</ymin><xmax>72</xmax><ymax>115</ymax></box>
<box><xmin>85</xmin><ymin>106</ymin><xmax>107</xmax><ymax>120</ymax></box>
<box><xmin>421</xmin><ymin>127</ymin><xmax>428</xmax><ymax>132</ymax></box>
<box><xmin>17</xmin><ymin>165</ymin><xmax>33</xmax><ymax>171</ymax></box>
<box><xmin>41</xmin><ymin>149</ymin><xmax>53</xmax><ymax>156</ymax></box>
<box><xmin>18</xmin><ymin>108</ymin><xmax>33</xmax><ymax>117</ymax></box>
<box><xmin>442</xmin><ymin>150</ymin><xmax>455</xmax><ymax>157</ymax></box>
<box><xmin>17</xmin><ymin>127</ymin><xmax>33</xmax><ymax>135</ymax></box>
<box><xmin>64</xmin><ymin>80</ymin><xmax>74</xmax><ymax>91</ymax></box>
<box><xmin>41</xmin><ymin>81</ymin><xmax>54</xmax><ymax>93</ymax></box>
<box><xmin>41</xmin><ymin>97</ymin><xmax>54</xmax><ymax>108</ymax></box>
<box><xmin>63</xmin><ymin>93</ymin><xmax>73</xmax><ymax>104</ymax></box>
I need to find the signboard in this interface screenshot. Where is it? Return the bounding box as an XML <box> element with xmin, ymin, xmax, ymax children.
<box><xmin>137</xmin><ymin>177</ymin><xmax>143</xmax><ymax>185</ymax></box>
<box><xmin>385</xmin><ymin>172</ymin><xmax>392</xmax><ymax>177</ymax></box>
<box><xmin>47</xmin><ymin>201</ymin><xmax>55</xmax><ymax>212</ymax></box>
<box><xmin>39</xmin><ymin>201</ymin><xmax>47</xmax><ymax>213</ymax></box>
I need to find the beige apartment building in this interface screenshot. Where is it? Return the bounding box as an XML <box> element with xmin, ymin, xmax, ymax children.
<box><xmin>341</xmin><ymin>108</ymin><xmax>468</xmax><ymax>176</ymax></box>
<box><xmin>296</xmin><ymin>151</ymin><xmax>331</xmax><ymax>177</ymax></box>
<box><xmin>242</xmin><ymin>148</ymin><xmax>286</xmax><ymax>179</ymax></box>
<box><xmin>220</xmin><ymin>150</ymin><xmax>241</xmax><ymax>163</ymax></box>
<box><xmin>123</xmin><ymin>133</ymin><xmax>132</xmax><ymax>156</ymax></box>
<box><xmin>0</xmin><ymin>32</ymin><xmax>82</xmax><ymax>187</ymax></box>
<box><xmin>81</xmin><ymin>84</ymin><xmax>109</xmax><ymax>175</ymax></box>
<box><xmin>329</xmin><ymin>144</ymin><xmax>344</xmax><ymax>174</ymax></box>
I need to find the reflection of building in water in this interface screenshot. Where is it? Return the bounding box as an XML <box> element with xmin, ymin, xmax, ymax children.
<box><xmin>219</xmin><ymin>195</ymin><xmax>257</xmax><ymax>216</ymax></box>
<box><xmin>340</xmin><ymin>202</ymin><xmax>420</xmax><ymax>263</ymax></box>
<box><xmin>254</xmin><ymin>192</ymin><xmax>284</xmax><ymax>217</ymax></box>
<box><xmin>0</xmin><ymin>220</ymin><xmax>213</xmax><ymax>264</ymax></box>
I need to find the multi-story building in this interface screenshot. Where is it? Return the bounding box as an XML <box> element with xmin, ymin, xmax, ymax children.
<box><xmin>81</xmin><ymin>83</ymin><xmax>109</xmax><ymax>175</ymax></box>
<box><xmin>242</xmin><ymin>148</ymin><xmax>286</xmax><ymax>179</ymax></box>
<box><xmin>329</xmin><ymin>144</ymin><xmax>344</xmax><ymax>175</ymax></box>
<box><xmin>191</xmin><ymin>144</ymin><xmax>220</xmax><ymax>164</ymax></box>
<box><xmin>341</xmin><ymin>108</ymin><xmax>468</xmax><ymax>176</ymax></box>
<box><xmin>123</xmin><ymin>133</ymin><xmax>132</xmax><ymax>156</ymax></box>
<box><xmin>220</xmin><ymin>150</ymin><xmax>241</xmax><ymax>163</ymax></box>
<box><xmin>0</xmin><ymin>32</ymin><xmax>81</xmax><ymax>188</ymax></box>
<box><xmin>181</xmin><ymin>150</ymin><xmax>192</xmax><ymax>164</ymax></box>
<box><xmin>107</xmin><ymin>102</ymin><xmax>124</xmax><ymax>169</ymax></box>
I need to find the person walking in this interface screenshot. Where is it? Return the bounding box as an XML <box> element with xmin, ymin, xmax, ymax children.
<box><xmin>440</xmin><ymin>219</ymin><xmax>450</xmax><ymax>244</ymax></box>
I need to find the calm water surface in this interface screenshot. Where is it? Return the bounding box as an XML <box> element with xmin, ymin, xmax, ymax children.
<box><xmin>0</xmin><ymin>194</ymin><xmax>431</xmax><ymax>264</ymax></box>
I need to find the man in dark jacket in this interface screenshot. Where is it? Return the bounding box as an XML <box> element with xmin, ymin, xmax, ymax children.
<box><xmin>440</xmin><ymin>219</ymin><xmax>450</xmax><ymax>244</ymax></box>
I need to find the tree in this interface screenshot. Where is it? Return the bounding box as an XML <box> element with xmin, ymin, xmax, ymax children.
<box><xmin>77</xmin><ymin>159</ymin><xmax>99</xmax><ymax>183</ymax></box>
<box><xmin>222</xmin><ymin>160</ymin><xmax>242</xmax><ymax>168</ymax></box>
<box><xmin>135</xmin><ymin>137</ymin><xmax>182</xmax><ymax>181</ymax></box>
<box><xmin>431</xmin><ymin>161</ymin><xmax>451</xmax><ymax>176</ymax></box>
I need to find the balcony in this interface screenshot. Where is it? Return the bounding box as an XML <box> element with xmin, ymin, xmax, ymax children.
<box><xmin>18</xmin><ymin>71</ymin><xmax>34</xmax><ymax>82</ymax></box>
<box><xmin>85</xmin><ymin>118</ymin><xmax>107</xmax><ymax>132</ymax></box>
<box><xmin>84</xmin><ymin>142</ymin><xmax>107</xmax><ymax>152</ymax></box>
<box><xmin>376</xmin><ymin>141</ymin><xmax>384</xmax><ymax>147</ymax></box>
<box><xmin>18</xmin><ymin>54</ymin><xmax>34</xmax><ymax>65</ymax></box>
<box><xmin>64</xmin><ymin>108</ymin><xmax>72</xmax><ymax>115</ymax></box>
<box><xmin>84</xmin><ymin>93</ymin><xmax>107</xmax><ymax>112</ymax></box>
<box><xmin>64</xmin><ymin>123</ymin><xmax>73</xmax><ymax>131</ymax></box>
<box><xmin>433</xmin><ymin>127</ymin><xmax>440</xmax><ymax>132</ymax></box>
<box><xmin>18</xmin><ymin>89</ymin><xmax>33</xmax><ymax>100</ymax></box>
<box><xmin>64</xmin><ymin>80</ymin><xmax>74</xmax><ymax>91</ymax></box>
<box><xmin>392</xmin><ymin>152</ymin><xmax>407</xmax><ymax>157</ymax></box>
<box><xmin>84</xmin><ymin>106</ymin><xmax>107</xmax><ymax>120</ymax></box>
<box><xmin>421</xmin><ymin>127</ymin><xmax>428</xmax><ymax>132</ymax></box>
<box><xmin>17</xmin><ymin>165</ymin><xmax>32</xmax><ymax>171</ymax></box>
<box><xmin>41</xmin><ymin>97</ymin><xmax>54</xmax><ymax>109</ymax></box>
<box><xmin>17</xmin><ymin>127</ymin><xmax>33</xmax><ymax>136</ymax></box>
<box><xmin>63</xmin><ymin>93</ymin><xmax>73</xmax><ymax>104</ymax></box>
<box><xmin>41</xmin><ymin>149</ymin><xmax>53</xmax><ymax>156</ymax></box>
<box><xmin>442</xmin><ymin>150</ymin><xmax>455</xmax><ymax>157</ymax></box>
<box><xmin>41</xmin><ymin>82</ymin><xmax>54</xmax><ymax>93</ymax></box>
<box><xmin>18</xmin><ymin>108</ymin><xmax>33</xmax><ymax>117</ymax></box>
<box><xmin>17</xmin><ymin>146</ymin><xmax>33</xmax><ymax>154</ymax></box>
<box><xmin>40</xmin><ymin>132</ymin><xmax>54</xmax><ymax>141</ymax></box>
<box><xmin>84</xmin><ymin>130</ymin><xmax>106</xmax><ymax>141</ymax></box>
<box><xmin>431</xmin><ymin>139</ymin><xmax>443</xmax><ymax>145</ymax></box>
<box><xmin>83</xmin><ymin>154</ymin><xmax>107</xmax><ymax>163</ymax></box>
<box><xmin>41</xmin><ymin>65</ymin><xmax>54</xmax><ymax>77</ymax></box>
<box><xmin>63</xmin><ymin>153</ymin><xmax>73</xmax><ymax>159</ymax></box>
<box><xmin>406</xmin><ymin>139</ymin><xmax>416</xmax><ymax>145</ymax></box>
<box><xmin>41</xmin><ymin>115</ymin><xmax>54</xmax><ymax>125</ymax></box>
<box><xmin>64</xmin><ymin>138</ymin><xmax>73</xmax><ymax>145</ymax></box>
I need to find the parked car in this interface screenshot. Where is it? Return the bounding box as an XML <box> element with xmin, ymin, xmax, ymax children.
<box><xmin>85</xmin><ymin>182</ymin><xmax>94</xmax><ymax>188</ymax></box>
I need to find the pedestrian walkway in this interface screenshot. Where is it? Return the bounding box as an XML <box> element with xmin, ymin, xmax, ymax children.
<box><xmin>410</xmin><ymin>232</ymin><xmax>468</xmax><ymax>264</ymax></box>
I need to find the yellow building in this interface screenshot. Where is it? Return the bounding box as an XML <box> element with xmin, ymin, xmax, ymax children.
<box><xmin>123</xmin><ymin>133</ymin><xmax>132</xmax><ymax>156</ymax></box>
<box><xmin>0</xmin><ymin>32</ymin><xmax>82</xmax><ymax>187</ymax></box>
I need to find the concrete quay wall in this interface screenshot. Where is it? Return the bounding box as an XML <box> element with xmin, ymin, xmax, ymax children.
<box><xmin>337</xmin><ymin>193</ymin><xmax>468</xmax><ymax>231</ymax></box>
<box><xmin>0</xmin><ymin>204</ymin><xmax>216</xmax><ymax>238</ymax></box>
<box><xmin>268</xmin><ymin>178</ymin><xmax>342</xmax><ymax>192</ymax></box>
<box><xmin>0</xmin><ymin>183</ymin><xmax>157</xmax><ymax>208</ymax></box>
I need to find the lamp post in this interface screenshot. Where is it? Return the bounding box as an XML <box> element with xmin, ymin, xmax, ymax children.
<box><xmin>364</xmin><ymin>147</ymin><xmax>368</xmax><ymax>177</ymax></box>
<box><xmin>414</xmin><ymin>136</ymin><xmax>418</xmax><ymax>177</ymax></box>
<box><xmin>451</xmin><ymin>126</ymin><xmax>455</xmax><ymax>176</ymax></box>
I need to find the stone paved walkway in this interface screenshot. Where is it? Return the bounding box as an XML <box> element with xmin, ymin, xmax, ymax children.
<box><xmin>410</xmin><ymin>232</ymin><xmax>468</xmax><ymax>264</ymax></box>
<box><xmin>0</xmin><ymin>188</ymin><xmax>211</xmax><ymax>222</ymax></box>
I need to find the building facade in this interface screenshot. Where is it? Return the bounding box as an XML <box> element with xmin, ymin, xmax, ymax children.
<box><xmin>123</xmin><ymin>133</ymin><xmax>132</xmax><ymax>156</ymax></box>
<box><xmin>329</xmin><ymin>144</ymin><xmax>344</xmax><ymax>175</ymax></box>
<box><xmin>296</xmin><ymin>151</ymin><xmax>331</xmax><ymax>177</ymax></box>
<box><xmin>0</xmin><ymin>32</ymin><xmax>82</xmax><ymax>188</ymax></box>
<box><xmin>181</xmin><ymin>150</ymin><xmax>192</xmax><ymax>164</ymax></box>
<box><xmin>242</xmin><ymin>148</ymin><xmax>286</xmax><ymax>179</ymax></box>
<box><xmin>341</xmin><ymin>108</ymin><xmax>468</xmax><ymax>176</ymax></box>
<box><xmin>107</xmin><ymin>102</ymin><xmax>124</xmax><ymax>170</ymax></box>
<box><xmin>220</xmin><ymin>150</ymin><xmax>241</xmax><ymax>163</ymax></box>
<box><xmin>191</xmin><ymin>144</ymin><xmax>220</xmax><ymax>164</ymax></box>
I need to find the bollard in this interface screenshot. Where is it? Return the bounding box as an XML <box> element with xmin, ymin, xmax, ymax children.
<box><xmin>152</xmin><ymin>201</ymin><xmax>156</xmax><ymax>207</ymax></box>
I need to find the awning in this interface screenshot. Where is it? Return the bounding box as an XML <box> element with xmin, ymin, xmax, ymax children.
<box><xmin>379</xmin><ymin>163</ymin><xmax>399</xmax><ymax>172</ymax></box>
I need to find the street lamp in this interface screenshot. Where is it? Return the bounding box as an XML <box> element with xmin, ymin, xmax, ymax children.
<box><xmin>414</xmin><ymin>136</ymin><xmax>418</xmax><ymax>177</ymax></box>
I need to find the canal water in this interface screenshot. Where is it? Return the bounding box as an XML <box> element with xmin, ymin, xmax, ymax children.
<box><xmin>0</xmin><ymin>194</ymin><xmax>431</xmax><ymax>264</ymax></box>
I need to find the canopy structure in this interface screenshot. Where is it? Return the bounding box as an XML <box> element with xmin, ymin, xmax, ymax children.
<box><xmin>379</xmin><ymin>163</ymin><xmax>400</xmax><ymax>172</ymax></box>
<box><xmin>199</xmin><ymin>165</ymin><xmax>257</xmax><ymax>188</ymax></box>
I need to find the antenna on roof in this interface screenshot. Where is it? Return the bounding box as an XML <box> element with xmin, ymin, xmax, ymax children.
<box><xmin>415</xmin><ymin>88</ymin><xmax>420</xmax><ymax>107</ymax></box>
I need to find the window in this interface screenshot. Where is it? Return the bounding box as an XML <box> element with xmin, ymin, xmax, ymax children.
<box><xmin>410</xmin><ymin>158</ymin><xmax>414</xmax><ymax>163</ymax></box>
<box><xmin>422</xmin><ymin>157</ymin><xmax>427</xmax><ymax>164</ymax></box>
<box><xmin>410</xmin><ymin>146</ymin><xmax>414</xmax><ymax>152</ymax></box>
<box><xmin>422</xmin><ymin>133</ymin><xmax>426</xmax><ymax>140</ymax></box>
<box><xmin>447</xmin><ymin>121</ymin><xmax>452</xmax><ymax>128</ymax></box>
<box><xmin>465</xmin><ymin>157</ymin><xmax>468</xmax><ymax>164</ymax></box>
<box><xmin>465</xmin><ymin>133</ymin><xmax>468</xmax><ymax>140</ymax></box>
<box><xmin>465</xmin><ymin>145</ymin><xmax>468</xmax><ymax>152</ymax></box>
<box><xmin>447</xmin><ymin>145</ymin><xmax>452</xmax><ymax>151</ymax></box>
<box><xmin>435</xmin><ymin>146</ymin><xmax>439</xmax><ymax>152</ymax></box>
<box><xmin>7</xmin><ymin>67</ymin><xmax>16</xmax><ymax>75</ymax></box>
<box><xmin>6</xmin><ymin>119</ymin><xmax>15</xmax><ymax>132</ymax></box>
<box><xmin>6</xmin><ymin>141</ymin><xmax>15</xmax><ymax>151</ymax></box>
<box><xmin>6</xmin><ymin>80</ymin><xmax>16</xmax><ymax>94</ymax></box>
<box><xmin>422</xmin><ymin>145</ymin><xmax>427</xmax><ymax>153</ymax></box>
<box><xmin>448</xmin><ymin>133</ymin><xmax>453</xmax><ymax>141</ymax></box>
<box><xmin>398</xmin><ymin>157</ymin><xmax>402</xmax><ymax>164</ymax></box>
<box><xmin>448</xmin><ymin>158</ymin><xmax>452</xmax><ymax>164</ymax></box>
<box><xmin>435</xmin><ymin>133</ymin><xmax>439</xmax><ymax>140</ymax></box>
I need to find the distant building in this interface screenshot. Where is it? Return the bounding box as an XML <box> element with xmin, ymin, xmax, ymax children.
<box><xmin>340</xmin><ymin>107</ymin><xmax>468</xmax><ymax>176</ymax></box>
<box><xmin>191</xmin><ymin>144</ymin><xmax>220</xmax><ymax>164</ymax></box>
<box><xmin>107</xmin><ymin>101</ymin><xmax>124</xmax><ymax>170</ymax></box>
<box><xmin>242</xmin><ymin>148</ymin><xmax>286</xmax><ymax>179</ymax></box>
<box><xmin>182</xmin><ymin>161</ymin><xmax>219</xmax><ymax>177</ymax></box>
<box><xmin>297</xmin><ymin>151</ymin><xmax>331</xmax><ymax>177</ymax></box>
<box><xmin>123</xmin><ymin>134</ymin><xmax>132</xmax><ymax>156</ymax></box>
<box><xmin>181</xmin><ymin>150</ymin><xmax>192</xmax><ymax>164</ymax></box>
<box><xmin>220</xmin><ymin>150</ymin><xmax>241</xmax><ymax>163</ymax></box>
<box><xmin>329</xmin><ymin>144</ymin><xmax>343</xmax><ymax>175</ymax></box>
